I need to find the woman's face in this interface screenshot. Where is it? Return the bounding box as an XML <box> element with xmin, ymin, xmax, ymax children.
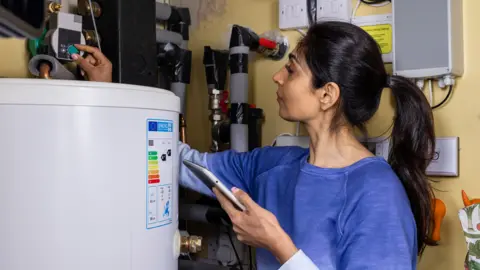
<box><xmin>272</xmin><ymin>52</ymin><xmax>322</xmax><ymax>122</ymax></box>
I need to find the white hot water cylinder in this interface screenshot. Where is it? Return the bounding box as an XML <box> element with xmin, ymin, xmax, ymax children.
<box><xmin>0</xmin><ymin>79</ymin><xmax>181</xmax><ymax>270</ymax></box>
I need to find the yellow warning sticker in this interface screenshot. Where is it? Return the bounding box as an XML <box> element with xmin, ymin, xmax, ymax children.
<box><xmin>360</xmin><ymin>24</ymin><xmax>392</xmax><ymax>54</ymax></box>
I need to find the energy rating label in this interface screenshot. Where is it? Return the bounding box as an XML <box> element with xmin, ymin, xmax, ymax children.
<box><xmin>146</xmin><ymin>119</ymin><xmax>174</xmax><ymax>229</ymax></box>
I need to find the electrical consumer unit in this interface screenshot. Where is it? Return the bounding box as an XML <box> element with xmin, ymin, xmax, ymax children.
<box><xmin>0</xmin><ymin>79</ymin><xmax>181</xmax><ymax>270</ymax></box>
<box><xmin>393</xmin><ymin>0</ymin><xmax>464</xmax><ymax>79</ymax></box>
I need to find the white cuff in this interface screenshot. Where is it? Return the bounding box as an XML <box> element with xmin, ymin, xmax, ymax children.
<box><xmin>278</xmin><ymin>250</ymin><xmax>319</xmax><ymax>270</ymax></box>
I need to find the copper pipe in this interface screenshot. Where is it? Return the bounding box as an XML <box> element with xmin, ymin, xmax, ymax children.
<box><xmin>39</xmin><ymin>63</ymin><xmax>52</xmax><ymax>79</ymax></box>
<box><xmin>180</xmin><ymin>114</ymin><xmax>187</xmax><ymax>143</ymax></box>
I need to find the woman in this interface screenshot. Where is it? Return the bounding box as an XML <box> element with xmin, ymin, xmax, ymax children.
<box><xmin>76</xmin><ymin>21</ymin><xmax>435</xmax><ymax>270</ymax></box>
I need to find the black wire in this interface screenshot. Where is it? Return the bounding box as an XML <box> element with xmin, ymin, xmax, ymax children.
<box><xmin>361</xmin><ymin>0</ymin><xmax>391</xmax><ymax>4</ymax></box>
<box><xmin>226</xmin><ymin>228</ymin><xmax>244</xmax><ymax>270</ymax></box>
<box><xmin>306</xmin><ymin>0</ymin><xmax>314</xmax><ymax>26</ymax></box>
<box><xmin>432</xmin><ymin>85</ymin><xmax>453</xmax><ymax>109</ymax></box>
<box><xmin>249</xmin><ymin>246</ymin><xmax>256</xmax><ymax>270</ymax></box>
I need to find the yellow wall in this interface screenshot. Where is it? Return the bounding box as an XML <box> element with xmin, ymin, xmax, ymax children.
<box><xmin>185</xmin><ymin>1</ymin><xmax>474</xmax><ymax>269</ymax></box>
<box><xmin>0</xmin><ymin>0</ymin><xmax>477</xmax><ymax>268</ymax></box>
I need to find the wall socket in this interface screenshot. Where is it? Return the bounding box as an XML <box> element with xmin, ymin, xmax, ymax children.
<box><xmin>274</xmin><ymin>135</ymin><xmax>459</xmax><ymax>177</ymax></box>
<box><xmin>426</xmin><ymin>137</ymin><xmax>459</xmax><ymax>177</ymax></box>
<box><xmin>279</xmin><ymin>0</ymin><xmax>309</xmax><ymax>29</ymax></box>
<box><xmin>279</xmin><ymin>0</ymin><xmax>351</xmax><ymax>30</ymax></box>
<box><xmin>316</xmin><ymin>0</ymin><xmax>351</xmax><ymax>22</ymax></box>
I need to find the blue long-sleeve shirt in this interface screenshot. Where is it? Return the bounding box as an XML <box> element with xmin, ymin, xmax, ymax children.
<box><xmin>179</xmin><ymin>143</ymin><xmax>417</xmax><ymax>270</ymax></box>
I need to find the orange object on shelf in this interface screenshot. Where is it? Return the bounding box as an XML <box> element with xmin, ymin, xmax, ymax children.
<box><xmin>431</xmin><ymin>198</ymin><xmax>446</xmax><ymax>243</ymax></box>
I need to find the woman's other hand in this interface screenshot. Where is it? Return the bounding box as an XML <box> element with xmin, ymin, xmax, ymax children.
<box><xmin>214</xmin><ymin>187</ymin><xmax>298</xmax><ymax>264</ymax></box>
<box><xmin>72</xmin><ymin>44</ymin><xmax>112</xmax><ymax>83</ymax></box>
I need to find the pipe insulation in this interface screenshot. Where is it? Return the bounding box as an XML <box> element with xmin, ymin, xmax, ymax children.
<box><xmin>28</xmin><ymin>54</ymin><xmax>76</xmax><ymax>80</ymax></box>
<box><xmin>157</xmin><ymin>43</ymin><xmax>191</xmax><ymax>115</ymax></box>
<box><xmin>204</xmin><ymin>46</ymin><xmax>230</xmax><ymax>152</ymax></box>
<box><xmin>156</xmin><ymin>2</ymin><xmax>191</xmax><ymax>50</ymax></box>
<box><xmin>156</xmin><ymin>29</ymin><xmax>183</xmax><ymax>47</ymax></box>
<box><xmin>179</xmin><ymin>204</ymin><xmax>230</xmax><ymax>225</ymax></box>
<box><xmin>155</xmin><ymin>2</ymin><xmax>172</xmax><ymax>21</ymax></box>
<box><xmin>229</xmin><ymin>25</ymin><xmax>255</xmax><ymax>152</ymax></box>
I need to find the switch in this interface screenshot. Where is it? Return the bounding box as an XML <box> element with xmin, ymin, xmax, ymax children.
<box><xmin>294</xmin><ymin>5</ymin><xmax>301</xmax><ymax>17</ymax></box>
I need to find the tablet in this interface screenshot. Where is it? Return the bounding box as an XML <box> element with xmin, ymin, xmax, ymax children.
<box><xmin>183</xmin><ymin>159</ymin><xmax>246</xmax><ymax>211</ymax></box>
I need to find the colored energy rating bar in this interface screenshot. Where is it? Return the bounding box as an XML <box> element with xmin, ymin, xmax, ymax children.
<box><xmin>148</xmin><ymin>151</ymin><xmax>160</xmax><ymax>184</ymax></box>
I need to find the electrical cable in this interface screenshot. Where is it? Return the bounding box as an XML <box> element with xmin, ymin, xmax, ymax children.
<box><xmin>352</xmin><ymin>0</ymin><xmax>391</xmax><ymax>21</ymax></box>
<box><xmin>88</xmin><ymin>0</ymin><xmax>102</xmax><ymax>52</ymax></box>
<box><xmin>428</xmin><ymin>80</ymin><xmax>433</xmax><ymax>106</ymax></box>
<box><xmin>296</xmin><ymin>29</ymin><xmax>306</xmax><ymax>36</ymax></box>
<box><xmin>224</xmin><ymin>226</ymin><xmax>244</xmax><ymax>270</ymax></box>
<box><xmin>306</xmin><ymin>0</ymin><xmax>315</xmax><ymax>26</ymax></box>
<box><xmin>432</xmin><ymin>85</ymin><xmax>453</xmax><ymax>109</ymax></box>
<box><xmin>249</xmin><ymin>246</ymin><xmax>256</xmax><ymax>270</ymax></box>
<box><xmin>361</xmin><ymin>0</ymin><xmax>391</xmax><ymax>4</ymax></box>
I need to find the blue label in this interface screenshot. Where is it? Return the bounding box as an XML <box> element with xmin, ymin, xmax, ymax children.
<box><xmin>148</xmin><ymin>121</ymin><xmax>173</xmax><ymax>132</ymax></box>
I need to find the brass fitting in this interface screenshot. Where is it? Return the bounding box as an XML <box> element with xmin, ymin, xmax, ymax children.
<box><xmin>83</xmin><ymin>30</ymin><xmax>101</xmax><ymax>46</ymax></box>
<box><xmin>180</xmin><ymin>235</ymin><xmax>202</xmax><ymax>254</ymax></box>
<box><xmin>180</xmin><ymin>114</ymin><xmax>187</xmax><ymax>143</ymax></box>
<box><xmin>78</xmin><ymin>0</ymin><xmax>102</xmax><ymax>18</ymax></box>
<box><xmin>47</xmin><ymin>1</ymin><xmax>62</xmax><ymax>13</ymax></box>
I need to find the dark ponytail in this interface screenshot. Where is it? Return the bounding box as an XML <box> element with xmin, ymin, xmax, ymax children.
<box><xmin>298</xmin><ymin>21</ymin><xmax>435</xmax><ymax>255</ymax></box>
<box><xmin>388</xmin><ymin>75</ymin><xmax>435</xmax><ymax>254</ymax></box>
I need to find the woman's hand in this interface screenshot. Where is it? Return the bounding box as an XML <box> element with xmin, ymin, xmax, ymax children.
<box><xmin>72</xmin><ymin>44</ymin><xmax>112</xmax><ymax>83</ymax></box>
<box><xmin>214</xmin><ymin>187</ymin><xmax>298</xmax><ymax>264</ymax></box>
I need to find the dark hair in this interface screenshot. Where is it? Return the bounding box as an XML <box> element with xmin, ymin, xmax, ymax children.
<box><xmin>297</xmin><ymin>21</ymin><xmax>435</xmax><ymax>254</ymax></box>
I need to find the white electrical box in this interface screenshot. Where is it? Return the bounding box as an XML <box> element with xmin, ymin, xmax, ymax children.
<box><xmin>393</xmin><ymin>0</ymin><xmax>464</xmax><ymax>78</ymax></box>
<box><xmin>274</xmin><ymin>135</ymin><xmax>459</xmax><ymax>177</ymax></box>
<box><xmin>279</xmin><ymin>0</ymin><xmax>351</xmax><ymax>30</ymax></box>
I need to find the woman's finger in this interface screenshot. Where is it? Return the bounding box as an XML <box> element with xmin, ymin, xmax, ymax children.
<box><xmin>213</xmin><ymin>188</ymin><xmax>237</xmax><ymax>216</ymax></box>
<box><xmin>75</xmin><ymin>44</ymin><xmax>109</xmax><ymax>63</ymax></box>
<box><xmin>232</xmin><ymin>225</ymin><xmax>242</xmax><ymax>234</ymax></box>
<box><xmin>84</xmin><ymin>54</ymin><xmax>97</xmax><ymax>66</ymax></box>
<box><xmin>72</xmin><ymin>54</ymin><xmax>94</xmax><ymax>73</ymax></box>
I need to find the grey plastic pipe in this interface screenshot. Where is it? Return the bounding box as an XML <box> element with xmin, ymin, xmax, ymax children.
<box><xmin>28</xmin><ymin>54</ymin><xmax>76</xmax><ymax>80</ymax></box>
<box><xmin>156</xmin><ymin>29</ymin><xmax>183</xmax><ymax>46</ymax></box>
<box><xmin>229</xmin><ymin>46</ymin><xmax>249</xmax><ymax>152</ymax></box>
<box><xmin>171</xmin><ymin>82</ymin><xmax>186</xmax><ymax>115</ymax></box>
<box><xmin>155</xmin><ymin>2</ymin><xmax>172</xmax><ymax>21</ymax></box>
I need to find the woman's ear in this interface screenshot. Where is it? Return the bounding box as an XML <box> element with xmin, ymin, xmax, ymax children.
<box><xmin>315</xmin><ymin>82</ymin><xmax>340</xmax><ymax>111</ymax></box>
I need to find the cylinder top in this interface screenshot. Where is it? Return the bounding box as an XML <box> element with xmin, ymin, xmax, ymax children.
<box><xmin>0</xmin><ymin>79</ymin><xmax>180</xmax><ymax>112</ymax></box>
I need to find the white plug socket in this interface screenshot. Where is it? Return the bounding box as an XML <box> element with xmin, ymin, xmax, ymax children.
<box><xmin>426</xmin><ymin>137</ymin><xmax>459</xmax><ymax>177</ymax></box>
<box><xmin>279</xmin><ymin>0</ymin><xmax>309</xmax><ymax>29</ymax></box>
